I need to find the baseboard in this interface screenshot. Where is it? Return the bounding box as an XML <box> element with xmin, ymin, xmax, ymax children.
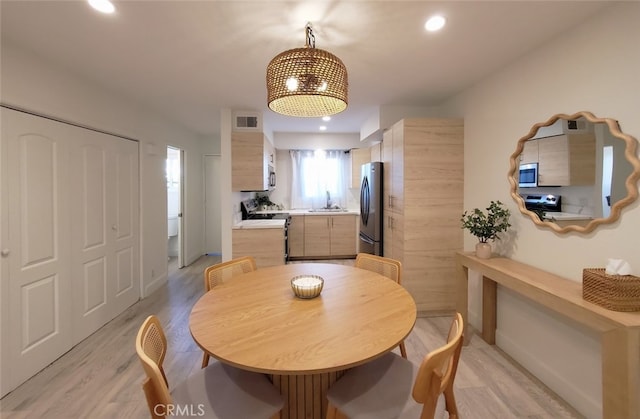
<box><xmin>417</xmin><ymin>309</ymin><xmax>456</xmax><ymax>318</ymax></box>
<box><xmin>495</xmin><ymin>329</ymin><xmax>601</xmax><ymax>419</ymax></box>
<box><xmin>144</xmin><ymin>273</ymin><xmax>167</xmax><ymax>298</ymax></box>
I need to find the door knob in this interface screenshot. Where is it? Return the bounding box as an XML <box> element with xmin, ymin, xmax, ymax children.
<box><xmin>1</xmin><ymin>249</ymin><xmax>9</xmax><ymax>256</ymax></box>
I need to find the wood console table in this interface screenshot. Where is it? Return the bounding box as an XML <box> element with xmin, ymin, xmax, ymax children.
<box><xmin>455</xmin><ymin>251</ymin><xmax>640</xmax><ymax>419</ymax></box>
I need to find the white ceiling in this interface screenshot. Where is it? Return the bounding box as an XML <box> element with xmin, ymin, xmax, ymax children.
<box><xmin>1</xmin><ymin>1</ymin><xmax>614</xmax><ymax>138</ymax></box>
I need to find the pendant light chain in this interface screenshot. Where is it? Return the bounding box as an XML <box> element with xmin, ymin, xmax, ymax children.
<box><xmin>305</xmin><ymin>23</ymin><xmax>315</xmax><ymax>48</ymax></box>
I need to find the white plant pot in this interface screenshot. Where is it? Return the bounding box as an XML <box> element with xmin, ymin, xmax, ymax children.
<box><xmin>475</xmin><ymin>242</ymin><xmax>492</xmax><ymax>259</ymax></box>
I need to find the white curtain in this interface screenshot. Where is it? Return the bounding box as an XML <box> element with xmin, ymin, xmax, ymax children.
<box><xmin>290</xmin><ymin>149</ymin><xmax>349</xmax><ymax>209</ymax></box>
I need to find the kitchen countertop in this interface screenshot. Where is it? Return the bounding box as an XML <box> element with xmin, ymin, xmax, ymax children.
<box><xmin>233</xmin><ymin>219</ymin><xmax>286</xmax><ymax>229</ymax></box>
<box><xmin>256</xmin><ymin>209</ymin><xmax>359</xmax><ymax>216</ymax></box>
<box><xmin>544</xmin><ymin>212</ymin><xmax>593</xmax><ymax>221</ymax></box>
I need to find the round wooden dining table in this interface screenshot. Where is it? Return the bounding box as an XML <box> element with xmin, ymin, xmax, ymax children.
<box><xmin>189</xmin><ymin>262</ymin><xmax>417</xmax><ymax>419</ymax></box>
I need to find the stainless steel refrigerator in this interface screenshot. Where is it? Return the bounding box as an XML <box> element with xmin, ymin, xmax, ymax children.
<box><xmin>359</xmin><ymin>161</ymin><xmax>383</xmax><ymax>255</ymax></box>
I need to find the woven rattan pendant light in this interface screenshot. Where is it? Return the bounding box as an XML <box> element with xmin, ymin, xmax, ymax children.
<box><xmin>267</xmin><ymin>23</ymin><xmax>348</xmax><ymax>117</ymax></box>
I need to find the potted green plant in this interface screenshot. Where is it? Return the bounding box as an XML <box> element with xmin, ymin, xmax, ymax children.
<box><xmin>460</xmin><ymin>200</ymin><xmax>511</xmax><ymax>259</ymax></box>
<box><xmin>256</xmin><ymin>194</ymin><xmax>275</xmax><ymax>210</ymax></box>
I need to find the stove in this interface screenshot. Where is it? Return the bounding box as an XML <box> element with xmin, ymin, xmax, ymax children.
<box><xmin>245</xmin><ymin>213</ymin><xmax>290</xmax><ymax>220</ymax></box>
<box><xmin>522</xmin><ymin>194</ymin><xmax>562</xmax><ymax>212</ymax></box>
<box><xmin>240</xmin><ymin>199</ymin><xmax>290</xmax><ymax>220</ymax></box>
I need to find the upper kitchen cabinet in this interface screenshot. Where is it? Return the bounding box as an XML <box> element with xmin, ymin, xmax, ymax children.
<box><xmin>520</xmin><ymin>140</ymin><xmax>539</xmax><ymax>164</ymax></box>
<box><xmin>232</xmin><ymin>132</ymin><xmax>274</xmax><ymax>191</ymax></box>
<box><xmin>519</xmin><ymin>133</ymin><xmax>595</xmax><ymax>186</ymax></box>
<box><xmin>382</xmin><ymin>118</ymin><xmax>464</xmax><ymax>313</ymax></box>
<box><xmin>538</xmin><ymin>134</ymin><xmax>595</xmax><ymax>186</ymax></box>
<box><xmin>350</xmin><ymin>148</ymin><xmax>370</xmax><ymax>189</ymax></box>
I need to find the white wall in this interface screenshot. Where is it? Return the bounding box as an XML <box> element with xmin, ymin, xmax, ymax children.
<box><xmin>443</xmin><ymin>3</ymin><xmax>640</xmax><ymax>418</ymax></box>
<box><xmin>1</xmin><ymin>40</ymin><xmax>208</xmax><ymax>297</ymax></box>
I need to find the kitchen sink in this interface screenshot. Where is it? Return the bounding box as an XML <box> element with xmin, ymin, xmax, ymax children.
<box><xmin>308</xmin><ymin>208</ymin><xmax>348</xmax><ymax>212</ymax></box>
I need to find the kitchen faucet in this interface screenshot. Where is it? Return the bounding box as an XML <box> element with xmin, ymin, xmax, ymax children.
<box><xmin>326</xmin><ymin>190</ymin><xmax>331</xmax><ymax>209</ymax></box>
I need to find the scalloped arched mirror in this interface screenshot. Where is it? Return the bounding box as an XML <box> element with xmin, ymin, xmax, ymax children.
<box><xmin>508</xmin><ymin>111</ymin><xmax>640</xmax><ymax>233</ymax></box>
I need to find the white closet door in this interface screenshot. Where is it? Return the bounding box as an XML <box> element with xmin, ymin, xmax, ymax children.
<box><xmin>1</xmin><ymin>108</ymin><xmax>74</xmax><ymax>395</ymax></box>
<box><xmin>70</xmin><ymin>131</ymin><xmax>139</xmax><ymax>342</ymax></box>
<box><xmin>0</xmin><ymin>108</ymin><xmax>140</xmax><ymax>396</ymax></box>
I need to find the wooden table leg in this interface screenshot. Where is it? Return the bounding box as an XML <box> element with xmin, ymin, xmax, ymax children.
<box><xmin>456</xmin><ymin>263</ymin><xmax>470</xmax><ymax>345</ymax></box>
<box><xmin>272</xmin><ymin>371</ymin><xmax>345</xmax><ymax>419</ymax></box>
<box><xmin>482</xmin><ymin>276</ymin><xmax>497</xmax><ymax>344</ymax></box>
<box><xmin>601</xmin><ymin>327</ymin><xmax>640</xmax><ymax>418</ymax></box>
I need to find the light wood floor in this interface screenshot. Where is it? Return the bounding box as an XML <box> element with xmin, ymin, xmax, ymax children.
<box><xmin>0</xmin><ymin>255</ymin><xmax>583</xmax><ymax>418</ymax></box>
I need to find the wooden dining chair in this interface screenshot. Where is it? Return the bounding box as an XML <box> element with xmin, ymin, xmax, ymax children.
<box><xmin>201</xmin><ymin>256</ymin><xmax>257</xmax><ymax>368</ymax></box>
<box><xmin>354</xmin><ymin>253</ymin><xmax>407</xmax><ymax>358</ymax></box>
<box><xmin>203</xmin><ymin>255</ymin><xmax>257</xmax><ymax>292</ymax></box>
<box><xmin>326</xmin><ymin>312</ymin><xmax>464</xmax><ymax>419</ymax></box>
<box><xmin>136</xmin><ymin>315</ymin><xmax>283</xmax><ymax>419</ymax></box>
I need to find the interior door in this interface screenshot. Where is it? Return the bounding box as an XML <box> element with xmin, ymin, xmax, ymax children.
<box><xmin>1</xmin><ymin>108</ymin><xmax>73</xmax><ymax>396</ymax></box>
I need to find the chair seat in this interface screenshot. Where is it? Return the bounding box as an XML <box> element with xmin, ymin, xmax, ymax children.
<box><xmin>170</xmin><ymin>361</ymin><xmax>283</xmax><ymax>418</ymax></box>
<box><xmin>327</xmin><ymin>352</ymin><xmax>446</xmax><ymax>419</ymax></box>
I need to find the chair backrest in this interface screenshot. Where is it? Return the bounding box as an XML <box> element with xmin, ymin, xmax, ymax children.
<box><xmin>354</xmin><ymin>253</ymin><xmax>402</xmax><ymax>285</ymax></box>
<box><xmin>412</xmin><ymin>312</ymin><xmax>464</xmax><ymax>419</ymax></box>
<box><xmin>136</xmin><ymin>315</ymin><xmax>172</xmax><ymax>419</ymax></box>
<box><xmin>203</xmin><ymin>256</ymin><xmax>257</xmax><ymax>292</ymax></box>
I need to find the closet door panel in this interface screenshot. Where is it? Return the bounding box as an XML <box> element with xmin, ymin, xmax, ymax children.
<box><xmin>71</xmin><ymin>139</ymin><xmax>110</xmax><ymax>341</ymax></box>
<box><xmin>1</xmin><ymin>108</ymin><xmax>73</xmax><ymax>396</ymax></box>
<box><xmin>110</xmin><ymin>139</ymin><xmax>139</xmax><ymax>313</ymax></box>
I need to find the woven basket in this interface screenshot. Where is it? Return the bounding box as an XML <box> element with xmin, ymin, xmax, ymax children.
<box><xmin>582</xmin><ymin>268</ymin><xmax>640</xmax><ymax>312</ymax></box>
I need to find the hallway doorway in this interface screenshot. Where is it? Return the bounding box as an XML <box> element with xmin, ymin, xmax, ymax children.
<box><xmin>167</xmin><ymin>146</ymin><xmax>184</xmax><ymax>272</ymax></box>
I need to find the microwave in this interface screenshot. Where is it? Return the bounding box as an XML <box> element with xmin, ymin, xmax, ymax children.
<box><xmin>518</xmin><ymin>163</ymin><xmax>538</xmax><ymax>188</ymax></box>
<box><xmin>268</xmin><ymin>165</ymin><xmax>276</xmax><ymax>190</ymax></box>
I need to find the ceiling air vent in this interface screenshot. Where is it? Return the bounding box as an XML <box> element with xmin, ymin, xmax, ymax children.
<box><xmin>566</xmin><ymin>119</ymin><xmax>586</xmax><ymax>130</ymax></box>
<box><xmin>233</xmin><ymin>111</ymin><xmax>261</xmax><ymax>131</ymax></box>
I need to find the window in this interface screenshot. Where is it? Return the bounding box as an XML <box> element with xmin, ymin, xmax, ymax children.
<box><xmin>290</xmin><ymin>149</ymin><xmax>349</xmax><ymax>209</ymax></box>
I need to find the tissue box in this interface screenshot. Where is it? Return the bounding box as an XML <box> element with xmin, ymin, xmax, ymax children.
<box><xmin>583</xmin><ymin>268</ymin><xmax>640</xmax><ymax>312</ymax></box>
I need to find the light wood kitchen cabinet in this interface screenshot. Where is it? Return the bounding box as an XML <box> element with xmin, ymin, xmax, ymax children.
<box><xmin>303</xmin><ymin>214</ymin><xmax>357</xmax><ymax>258</ymax></box>
<box><xmin>231</xmin><ymin>131</ymin><xmax>274</xmax><ymax>191</ymax></box>
<box><xmin>288</xmin><ymin>215</ymin><xmax>305</xmax><ymax>258</ymax></box>
<box><xmin>520</xmin><ymin>140</ymin><xmax>539</xmax><ymax>164</ymax></box>
<box><xmin>304</xmin><ymin>216</ymin><xmax>331</xmax><ymax>256</ymax></box>
<box><xmin>382</xmin><ymin>123</ymin><xmax>406</xmax><ymax>261</ymax></box>
<box><xmin>350</xmin><ymin>148</ymin><xmax>370</xmax><ymax>189</ymax></box>
<box><xmin>381</xmin><ymin>118</ymin><xmax>464</xmax><ymax>313</ymax></box>
<box><xmin>233</xmin><ymin>228</ymin><xmax>285</xmax><ymax>268</ymax></box>
<box><xmin>329</xmin><ymin>215</ymin><xmax>357</xmax><ymax>256</ymax></box>
<box><xmin>537</xmin><ymin>133</ymin><xmax>595</xmax><ymax>186</ymax></box>
<box><xmin>382</xmin><ymin>129</ymin><xmax>394</xmax><ymax>257</ymax></box>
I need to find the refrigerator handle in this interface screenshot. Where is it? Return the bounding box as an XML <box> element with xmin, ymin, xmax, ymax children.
<box><xmin>360</xmin><ymin>175</ymin><xmax>370</xmax><ymax>225</ymax></box>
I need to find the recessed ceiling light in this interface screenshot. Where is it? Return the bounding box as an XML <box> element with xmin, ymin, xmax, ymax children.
<box><xmin>319</xmin><ymin>126</ymin><xmax>327</xmax><ymax>131</ymax></box>
<box><xmin>322</xmin><ymin>116</ymin><xmax>331</xmax><ymax>122</ymax></box>
<box><xmin>425</xmin><ymin>15</ymin><xmax>446</xmax><ymax>32</ymax></box>
<box><xmin>88</xmin><ymin>0</ymin><xmax>115</xmax><ymax>14</ymax></box>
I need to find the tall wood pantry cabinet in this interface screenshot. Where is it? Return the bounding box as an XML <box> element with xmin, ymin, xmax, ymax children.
<box><xmin>382</xmin><ymin>118</ymin><xmax>464</xmax><ymax>313</ymax></box>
